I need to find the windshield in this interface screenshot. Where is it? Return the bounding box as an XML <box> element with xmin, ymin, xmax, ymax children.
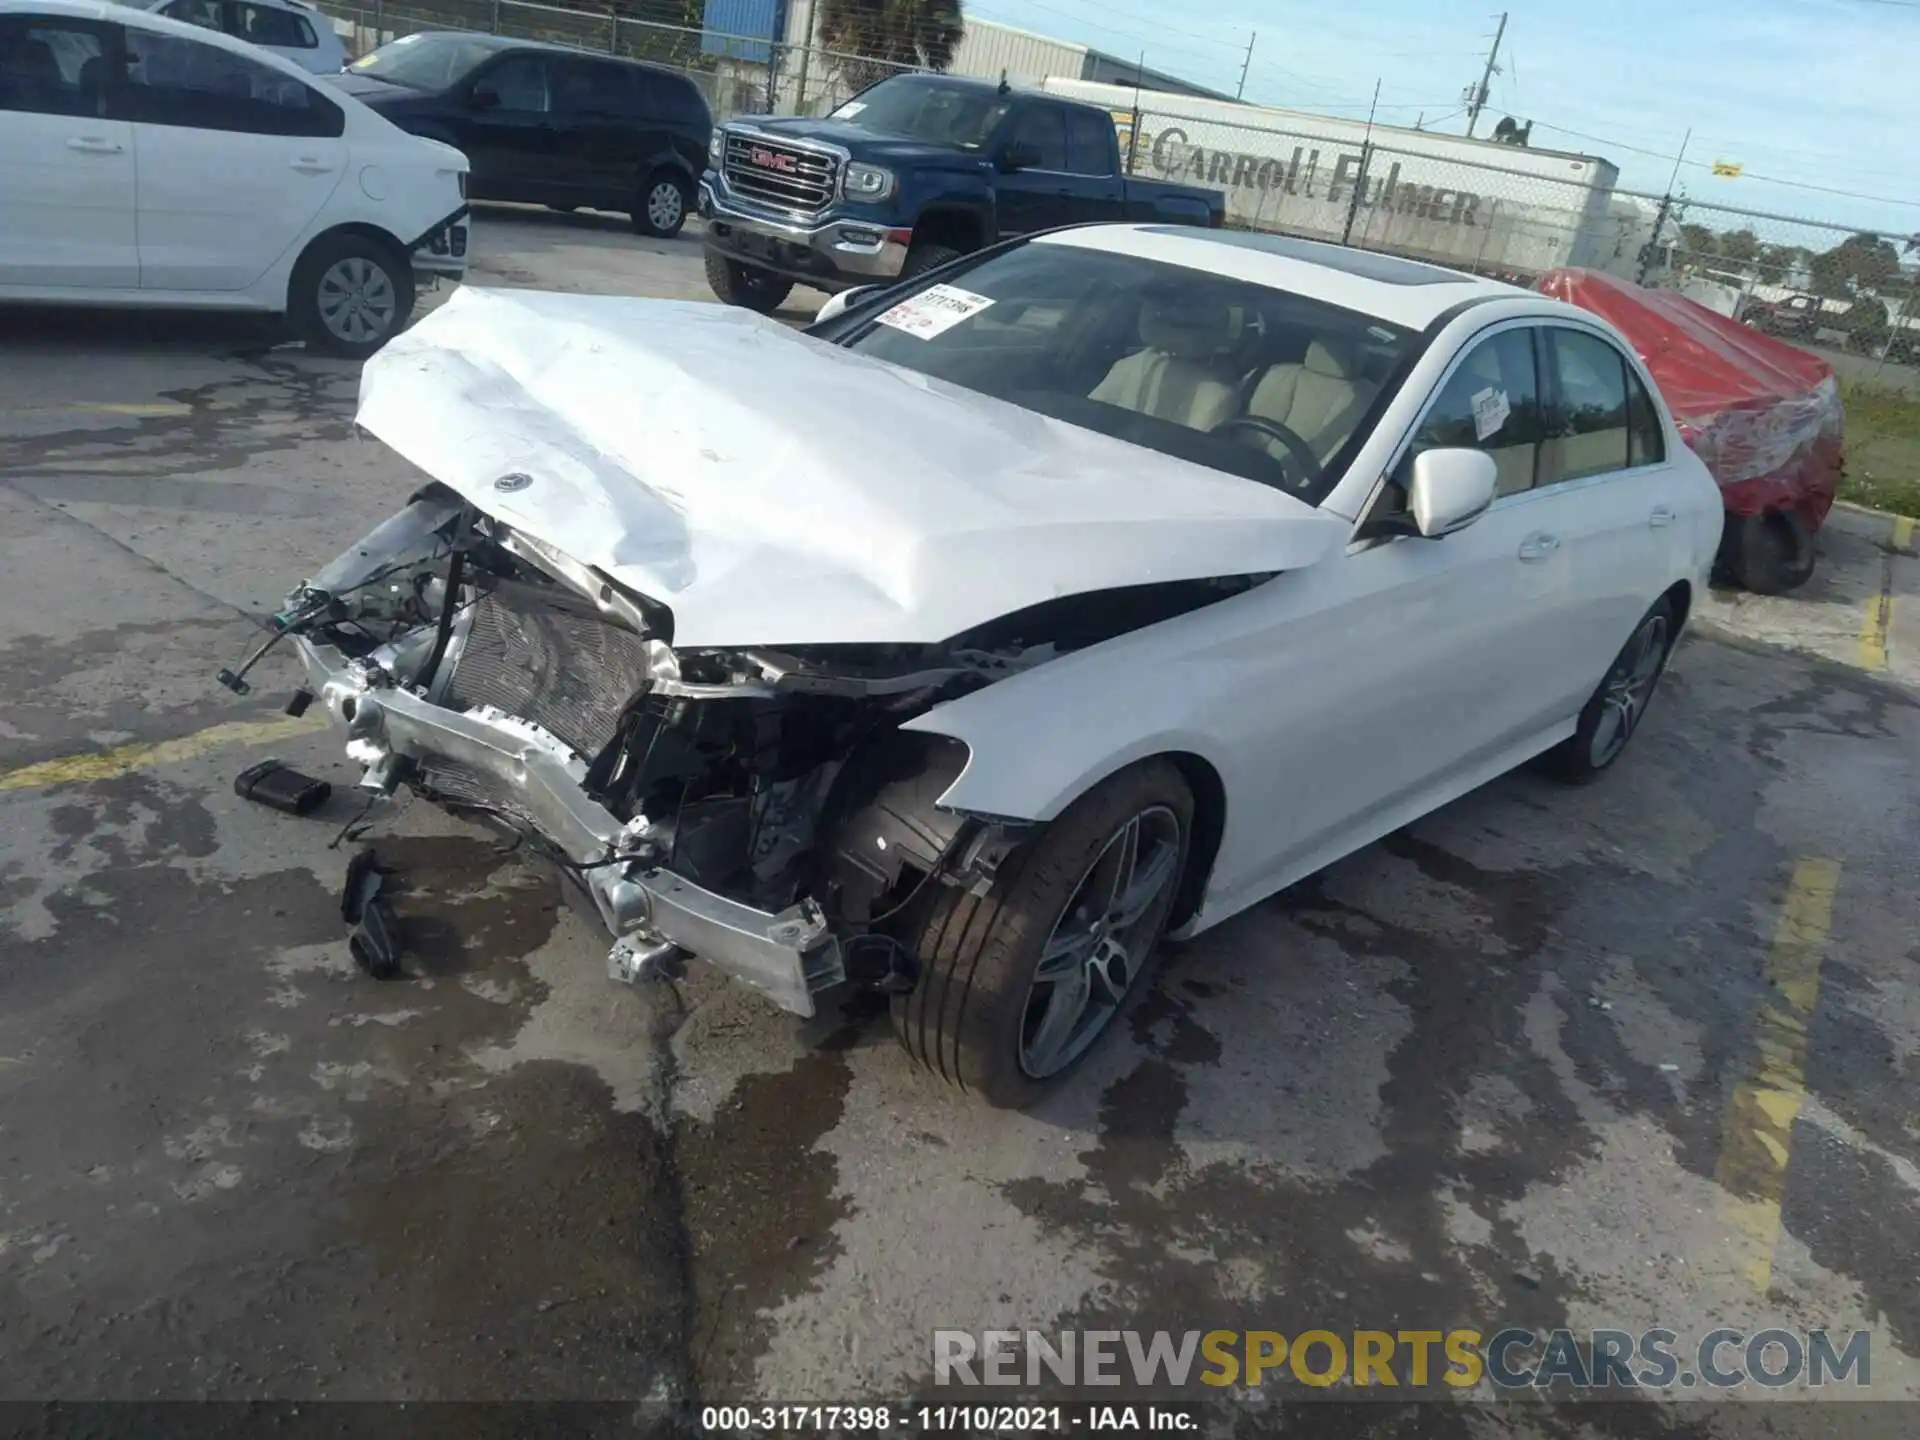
<box><xmin>348</xmin><ymin>33</ymin><xmax>497</xmax><ymax>90</ymax></box>
<box><xmin>824</xmin><ymin>241</ymin><xmax>1416</xmax><ymax>502</ymax></box>
<box><xmin>829</xmin><ymin>76</ymin><xmax>1011</xmax><ymax>151</ymax></box>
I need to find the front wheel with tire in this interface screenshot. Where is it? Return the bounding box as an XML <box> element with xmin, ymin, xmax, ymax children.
<box><xmin>703</xmin><ymin>248</ymin><xmax>793</xmax><ymax>313</ymax></box>
<box><xmin>1543</xmin><ymin>598</ymin><xmax>1675</xmax><ymax>783</ymax></box>
<box><xmin>289</xmin><ymin>232</ymin><xmax>415</xmax><ymax>359</ymax></box>
<box><xmin>633</xmin><ymin>170</ymin><xmax>691</xmax><ymax>239</ymax></box>
<box><xmin>892</xmin><ymin>759</ymin><xmax>1193</xmax><ymax>1109</ymax></box>
<box><xmin>902</xmin><ymin>240</ymin><xmax>964</xmax><ymax>277</ymax></box>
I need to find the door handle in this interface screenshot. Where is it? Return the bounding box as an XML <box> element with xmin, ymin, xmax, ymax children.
<box><xmin>290</xmin><ymin>157</ymin><xmax>335</xmax><ymax>174</ymax></box>
<box><xmin>67</xmin><ymin>136</ymin><xmax>124</xmax><ymax>154</ymax></box>
<box><xmin>1517</xmin><ymin>532</ymin><xmax>1561</xmax><ymax>562</ymax></box>
<box><xmin>1648</xmin><ymin>506</ymin><xmax>1676</xmax><ymax>528</ymax></box>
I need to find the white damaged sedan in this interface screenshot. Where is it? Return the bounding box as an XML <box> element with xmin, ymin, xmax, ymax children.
<box><xmin>243</xmin><ymin>225</ymin><xmax>1722</xmax><ymax>1107</ymax></box>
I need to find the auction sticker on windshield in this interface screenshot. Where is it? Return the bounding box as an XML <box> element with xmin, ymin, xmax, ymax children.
<box><xmin>831</xmin><ymin>100</ymin><xmax>867</xmax><ymax>119</ymax></box>
<box><xmin>876</xmin><ymin>284</ymin><xmax>995</xmax><ymax>339</ymax></box>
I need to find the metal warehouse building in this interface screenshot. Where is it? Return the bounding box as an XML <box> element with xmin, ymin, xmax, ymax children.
<box><xmin>699</xmin><ymin>0</ymin><xmax>1229</xmax><ymax>113</ymax></box>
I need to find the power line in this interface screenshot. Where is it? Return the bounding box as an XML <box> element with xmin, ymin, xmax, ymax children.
<box><xmin>1530</xmin><ymin>120</ymin><xmax>1920</xmax><ymax>210</ymax></box>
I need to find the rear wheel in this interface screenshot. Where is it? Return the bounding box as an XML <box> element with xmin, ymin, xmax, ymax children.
<box><xmin>633</xmin><ymin>170</ymin><xmax>691</xmax><ymax>238</ymax></box>
<box><xmin>892</xmin><ymin>760</ymin><xmax>1192</xmax><ymax>1109</ymax></box>
<box><xmin>1543</xmin><ymin>598</ymin><xmax>1675</xmax><ymax>783</ymax></box>
<box><xmin>289</xmin><ymin>232</ymin><xmax>415</xmax><ymax>359</ymax></box>
<box><xmin>703</xmin><ymin>247</ymin><xmax>793</xmax><ymax>313</ymax></box>
<box><xmin>1729</xmin><ymin>510</ymin><xmax>1814</xmax><ymax>594</ymax></box>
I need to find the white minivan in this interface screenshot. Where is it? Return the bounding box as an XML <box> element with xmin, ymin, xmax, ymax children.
<box><xmin>145</xmin><ymin>0</ymin><xmax>349</xmax><ymax>78</ymax></box>
<box><xmin>0</xmin><ymin>0</ymin><xmax>468</xmax><ymax>355</ymax></box>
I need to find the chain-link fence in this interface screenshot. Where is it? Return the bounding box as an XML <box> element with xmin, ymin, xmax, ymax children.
<box><xmin>1116</xmin><ymin>102</ymin><xmax>1642</xmax><ymax>284</ymax></box>
<box><xmin>311</xmin><ymin>0</ymin><xmax>1916</xmax><ymax>354</ymax></box>
<box><xmin>313</xmin><ymin>0</ymin><xmax>921</xmax><ymax>120</ymax></box>
<box><xmin>1636</xmin><ymin>194</ymin><xmax>1920</xmax><ymax>364</ymax></box>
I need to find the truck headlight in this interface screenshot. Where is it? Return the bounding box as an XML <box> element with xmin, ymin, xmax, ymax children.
<box><xmin>842</xmin><ymin>162</ymin><xmax>895</xmax><ymax>201</ymax></box>
<box><xmin>708</xmin><ymin>129</ymin><xmax>724</xmax><ymax>167</ymax></box>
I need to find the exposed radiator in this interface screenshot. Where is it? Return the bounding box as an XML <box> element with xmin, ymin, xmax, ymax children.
<box><xmin>419</xmin><ymin>581</ymin><xmax>652</xmax><ymax>820</ymax></box>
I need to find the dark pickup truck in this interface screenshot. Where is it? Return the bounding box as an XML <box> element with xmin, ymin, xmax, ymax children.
<box><xmin>697</xmin><ymin>73</ymin><xmax>1226</xmax><ymax>311</ymax></box>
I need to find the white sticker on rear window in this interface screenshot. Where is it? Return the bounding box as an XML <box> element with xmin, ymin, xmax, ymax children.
<box><xmin>832</xmin><ymin>100</ymin><xmax>867</xmax><ymax>118</ymax></box>
<box><xmin>1471</xmin><ymin>386</ymin><xmax>1511</xmax><ymax>440</ymax></box>
<box><xmin>875</xmin><ymin>284</ymin><xmax>995</xmax><ymax>339</ymax></box>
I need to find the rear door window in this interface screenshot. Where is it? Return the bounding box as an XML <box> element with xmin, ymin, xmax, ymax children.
<box><xmin>1006</xmin><ymin>103</ymin><xmax>1069</xmax><ymax>170</ymax></box>
<box><xmin>1065</xmin><ymin>110</ymin><xmax>1114</xmax><ymax>176</ymax></box>
<box><xmin>1539</xmin><ymin>327</ymin><xmax>1633</xmax><ymax>485</ymax></box>
<box><xmin>0</xmin><ymin>16</ymin><xmax>111</xmax><ymax>118</ymax></box>
<box><xmin>124</xmin><ymin>27</ymin><xmax>342</xmax><ymax>136</ymax></box>
<box><xmin>477</xmin><ymin>52</ymin><xmax>549</xmax><ymax>113</ymax></box>
<box><xmin>553</xmin><ymin>57</ymin><xmax>633</xmax><ymax>115</ymax></box>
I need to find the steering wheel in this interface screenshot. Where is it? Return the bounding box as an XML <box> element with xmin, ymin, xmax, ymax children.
<box><xmin>1210</xmin><ymin>415</ymin><xmax>1322</xmax><ymax>491</ymax></box>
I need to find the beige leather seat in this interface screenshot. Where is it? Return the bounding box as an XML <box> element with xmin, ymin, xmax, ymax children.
<box><xmin>1243</xmin><ymin>337</ymin><xmax>1377</xmax><ymax>460</ymax></box>
<box><xmin>1089</xmin><ymin>300</ymin><xmax>1243</xmax><ymax>432</ymax></box>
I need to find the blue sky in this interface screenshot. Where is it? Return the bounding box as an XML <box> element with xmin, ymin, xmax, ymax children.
<box><xmin>971</xmin><ymin>0</ymin><xmax>1920</xmax><ymax>240</ymax></box>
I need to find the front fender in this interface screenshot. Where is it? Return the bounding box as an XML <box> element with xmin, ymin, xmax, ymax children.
<box><xmin>899</xmin><ymin>639</ymin><xmax>1234</xmax><ymax>825</ymax></box>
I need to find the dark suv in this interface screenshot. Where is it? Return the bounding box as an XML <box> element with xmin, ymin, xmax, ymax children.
<box><xmin>331</xmin><ymin>32</ymin><xmax>711</xmax><ymax>237</ymax></box>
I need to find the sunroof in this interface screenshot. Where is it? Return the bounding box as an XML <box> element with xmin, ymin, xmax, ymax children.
<box><xmin>1136</xmin><ymin>228</ymin><xmax>1474</xmax><ymax>286</ymax></box>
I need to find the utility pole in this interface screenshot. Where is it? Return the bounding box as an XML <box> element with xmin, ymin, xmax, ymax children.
<box><xmin>1236</xmin><ymin>32</ymin><xmax>1256</xmax><ymax>100</ymax></box>
<box><xmin>793</xmin><ymin>0</ymin><xmax>817</xmax><ymax>114</ymax></box>
<box><xmin>1463</xmin><ymin>11</ymin><xmax>1507</xmax><ymax>139</ymax></box>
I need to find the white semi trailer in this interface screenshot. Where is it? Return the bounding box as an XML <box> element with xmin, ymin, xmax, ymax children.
<box><xmin>1041</xmin><ymin>77</ymin><xmax>1643</xmax><ymax>280</ymax></box>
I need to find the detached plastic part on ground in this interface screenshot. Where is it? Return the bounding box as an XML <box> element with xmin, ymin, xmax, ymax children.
<box><xmin>1539</xmin><ymin>267</ymin><xmax>1844</xmax><ymax>594</ymax></box>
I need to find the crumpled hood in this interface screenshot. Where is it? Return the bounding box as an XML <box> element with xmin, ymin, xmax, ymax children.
<box><xmin>354</xmin><ymin>288</ymin><xmax>1347</xmax><ymax>649</ymax></box>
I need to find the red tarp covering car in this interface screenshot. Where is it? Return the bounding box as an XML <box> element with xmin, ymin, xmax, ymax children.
<box><xmin>1537</xmin><ymin>268</ymin><xmax>1844</xmax><ymax>542</ymax></box>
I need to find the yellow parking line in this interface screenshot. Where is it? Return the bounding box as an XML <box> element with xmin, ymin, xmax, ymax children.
<box><xmin>1714</xmin><ymin>857</ymin><xmax>1841</xmax><ymax>1293</ymax></box>
<box><xmin>1857</xmin><ymin>592</ymin><xmax>1892</xmax><ymax>671</ymax></box>
<box><xmin>0</xmin><ymin>714</ymin><xmax>327</xmax><ymax>792</ymax></box>
<box><xmin>1894</xmin><ymin>515</ymin><xmax>1915</xmax><ymax>552</ymax></box>
<box><xmin>73</xmin><ymin>402</ymin><xmax>193</xmax><ymax>417</ymax></box>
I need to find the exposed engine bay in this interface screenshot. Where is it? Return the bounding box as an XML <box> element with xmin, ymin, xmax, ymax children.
<box><xmin>234</xmin><ymin>485</ymin><xmax>1264</xmax><ymax>1015</ymax></box>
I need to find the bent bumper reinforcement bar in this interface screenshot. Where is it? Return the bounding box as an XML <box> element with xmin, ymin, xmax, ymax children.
<box><xmin>292</xmin><ymin>636</ymin><xmax>842</xmax><ymax>1017</ymax></box>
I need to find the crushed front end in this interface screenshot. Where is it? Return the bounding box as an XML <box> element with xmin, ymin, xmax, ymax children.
<box><xmin>241</xmin><ymin>487</ymin><xmax>1057</xmax><ymax>1017</ymax></box>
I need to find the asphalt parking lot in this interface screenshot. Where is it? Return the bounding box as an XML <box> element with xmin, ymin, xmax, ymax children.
<box><xmin>2</xmin><ymin>210</ymin><xmax>1919</xmax><ymax>1427</ymax></box>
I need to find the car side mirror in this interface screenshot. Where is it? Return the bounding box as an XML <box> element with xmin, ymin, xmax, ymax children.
<box><xmin>999</xmin><ymin>142</ymin><xmax>1040</xmax><ymax>172</ymax></box>
<box><xmin>470</xmin><ymin>83</ymin><xmax>500</xmax><ymax>110</ymax></box>
<box><xmin>815</xmin><ymin>285</ymin><xmax>878</xmax><ymax>324</ymax></box>
<box><xmin>1407</xmin><ymin>448</ymin><xmax>1497</xmax><ymax>537</ymax></box>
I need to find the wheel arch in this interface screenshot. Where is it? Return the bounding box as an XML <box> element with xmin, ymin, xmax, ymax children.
<box><xmin>640</xmin><ymin>150</ymin><xmax>696</xmax><ymax>185</ymax></box>
<box><xmin>915</xmin><ymin>204</ymin><xmax>988</xmax><ymax>254</ymax></box>
<box><xmin>1661</xmin><ymin>577</ymin><xmax>1692</xmax><ymax>633</ymax></box>
<box><xmin>285</xmin><ymin>222</ymin><xmax>411</xmax><ymax>310</ymax></box>
<box><xmin>918</xmin><ymin>728</ymin><xmax>1232</xmax><ymax>931</ymax></box>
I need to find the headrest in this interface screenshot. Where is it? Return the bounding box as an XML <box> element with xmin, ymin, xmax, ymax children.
<box><xmin>1139</xmin><ymin>300</ymin><xmax>1239</xmax><ymax>360</ymax></box>
<box><xmin>1303</xmin><ymin>337</ymin><xmax>1357</xmax><ymax>379</ymax></box>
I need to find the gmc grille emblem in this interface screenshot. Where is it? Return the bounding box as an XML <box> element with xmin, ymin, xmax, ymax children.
<box><xmin>749</xmin><ymin>146</ymin><xmax>798</xmax><ymax>173</ymax></box>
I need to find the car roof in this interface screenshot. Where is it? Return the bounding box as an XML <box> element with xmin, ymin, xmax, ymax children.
<box><xmin>379</xmin><ymin>27</ymin><xmax>696</xmax><ymax>78</ymax></box>
<box><xmin>1036</xmin><ymin>223</ymin><xmax>1543</xmax><ymax>330</ymax></box>
<box><xmin>4</xmin><ymin>0</ymin><xmax>334</xmax><ymax>76</ymax></box>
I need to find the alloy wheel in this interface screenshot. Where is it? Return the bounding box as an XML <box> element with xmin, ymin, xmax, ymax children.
<box><xmin>646</xmin><ymin>180</ymin><xmax>684</xmax><ymax>232</ymax></box>
<box><xmin>1589</xmin><ymin>613</ymin><xmax>1669</xmax><ymax>767</ymax></box>
<box><xmin>316</xmin><ymin>256</ymin><xmax>398</xmax><ymax>346</ymax></box>
<box><xmin>1019</xmin><ymin>805</ymin><xmax>1182</xmax><ymax>1079</ymax></box>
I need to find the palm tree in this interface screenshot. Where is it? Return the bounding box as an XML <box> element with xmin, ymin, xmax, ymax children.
<box><xmin>816</xmin><ymin>0</ymin><xmax>965</xmax><ymax>91</ymax></box>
